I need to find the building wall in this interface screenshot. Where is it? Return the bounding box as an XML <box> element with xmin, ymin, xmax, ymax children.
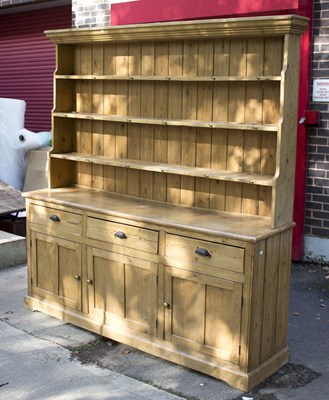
<box><xmin>72</xmin><ymin>0</ymin><xmax>110</xmax><ymax>27</ymax></box>
<box><xmin>72</xmin><ymin>0</ymin><xmax>133</xmax><ymax>28</ymax></box>
<box><xmin>304</xmin><ymin>0</ymin><xmax>329</xmax><ymax>262</ymax></box>
<box><xmin>0</xmin><ymin>2</ymin><xmax>71</xmax><ymax>132</ymax></box>
<box><xmin>0</xmin><ymin>0</ymin><xmax>35</xmax><ymax>5</ymax></box>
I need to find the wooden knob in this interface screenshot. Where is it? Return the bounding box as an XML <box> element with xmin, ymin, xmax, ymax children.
<box><xmin>163</xmin><ymin>302</ymin><xmax>170</xmax><ymax>309</ymax></box>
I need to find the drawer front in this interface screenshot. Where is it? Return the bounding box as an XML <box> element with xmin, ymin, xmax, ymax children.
<box><xmin>87</xmin><ymin>217</ymin><xmax>159</xmax><ymax>254</ymax></box>
<box><xmin>165</xmin><ymin>234</ymin><xmax>244</xmax><ymax>274</ymax></box>
<box><xmin>30</xmin><ymin>204</ymin><xmax>82</xmax><ymax>236</ymax></box>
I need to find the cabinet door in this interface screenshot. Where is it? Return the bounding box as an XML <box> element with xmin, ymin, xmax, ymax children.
<box><xmin>87</xmin><ymin>247</ymin><xmax>158</xmax><ymax>338</ymax></box>
<box><xmin>164</xmin><ymin>267</ymin><xmax>242</xmax><ymax>365</ymax></box>
<box><xmin>31</xmin><ymin>231</ymin><xmax>82</xmax><ymax>311</ymax></box>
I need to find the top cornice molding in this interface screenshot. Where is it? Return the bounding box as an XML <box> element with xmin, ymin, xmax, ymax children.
<box><xmin>45</xmin><ymin>15</ymin><xmax>308</xmax><ymax>44</ymax></box>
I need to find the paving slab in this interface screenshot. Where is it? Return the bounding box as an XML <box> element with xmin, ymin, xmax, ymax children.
<box><xmin>0</xmin><ymin>265</ymin><xmax>183</xmax><ymax>400</ymax></box>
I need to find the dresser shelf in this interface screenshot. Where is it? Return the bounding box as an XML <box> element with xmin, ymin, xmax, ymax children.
<box><xmin>53</xmin><ymin>112</ymin><xmax>279</xmax><ymax>132</ymax></box>
<box><xmin>51</xmin><ymin>153</ymin><xmax>274</xmax><ymax>186</ymax></box>
<box><xmin>55</xmin><ymin>74</ymin><xmax>282</xmax><ymax>82</ymax></box>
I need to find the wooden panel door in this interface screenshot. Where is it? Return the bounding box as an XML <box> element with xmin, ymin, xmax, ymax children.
<box><xmin>87</xmin><ymin>247</ymin><xmax>158</xmax><ymax>338</ymax></box>
<box><xmin>164</xmin><ymin>266</ymin><xmax>242</xmax><ymax>365</ymax></box>
<box><xmin>31</xmin><ymin>231</ymin><xmax>82</xmax><ymax>311</ymax></box>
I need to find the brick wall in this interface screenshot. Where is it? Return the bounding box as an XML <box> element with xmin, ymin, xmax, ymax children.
<box><xmin>72</xmin><ymin>0</ymin><xmax>136</xmax><ymax>28</ymax></box>
<box><xmin>303</xmin><ymin>0</ymin><xmax>329</xmax><ymax>261</ymax></box>
<box><xmin>72</xmin><ymin>0</ymin><xmax>111</xmax><ymax>28</ymax></box>
<box><xmin>305</xmin><ymin>0</ymin><xmax>329</xmax><ymax>250</ymax></box>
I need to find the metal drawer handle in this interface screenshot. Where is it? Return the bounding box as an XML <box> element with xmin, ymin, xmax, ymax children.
<box><xmin>195</xmin><ymin>247</ymin><xmax>211</xmax><ymax>257</ymax></box>
<box><xmin>49</xmin><ymin>214</ymin><xmax>61</xmax><ymax>222</ymax></box>
<box><xmin>114</xmin><ymin>231</ymin><xmax>127</xmax><ymax>239</ymax></box>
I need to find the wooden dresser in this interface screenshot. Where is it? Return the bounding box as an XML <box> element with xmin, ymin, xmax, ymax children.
<box><xmin>23</xmin><ymin>15</ymin><xmax>308</xmax><ymax>391</ymax></box>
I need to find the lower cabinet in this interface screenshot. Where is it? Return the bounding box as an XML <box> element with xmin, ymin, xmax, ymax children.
<box><xmin>86</xmin><ymin>246</ymin><xmax>158</xmax><ymax>338</ymax></box>
<box><xmin>30</xmin><ymin>231</ymin><xmax>82</xmax><ymax>311</ymax></box>
<box><xmin>25</xmin><ymin>201</ymin><xmax>292</xmax><ymax>391</ymax></box>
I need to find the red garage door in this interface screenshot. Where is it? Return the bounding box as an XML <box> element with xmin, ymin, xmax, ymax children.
<box><xmin>0</xmin><ymin>6</ymin><xmax>71</xmax><ymax>132</ymax></box>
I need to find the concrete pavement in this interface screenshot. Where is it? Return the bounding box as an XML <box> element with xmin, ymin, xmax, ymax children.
<box><xmin>0</xmin><ymin>264</ymin><xmax>182</xmax><ymax>400</ymax></box>
<box><xmin>0</xmin><ymin>262</ymin><xmax>328</xmax><ymax>400</ymax></box>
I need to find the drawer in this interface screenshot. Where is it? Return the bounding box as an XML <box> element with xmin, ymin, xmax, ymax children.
<box><xmin>30</xmin><ymin>204</ymin><xmax>82</xmax><ymax>236</ymax></box>
<box><xmin>87</xmin><ymin>217</ymin><xmax>159</xmax><ymax>254</ymax></box>
<box><xmin>165</xmin><ymin>234</ymin><xmax>244</xmax><ymax>274</ymax></box>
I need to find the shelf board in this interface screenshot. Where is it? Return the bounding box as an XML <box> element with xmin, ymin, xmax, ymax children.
<box><xmin>55</xmin><ymin>74</ymin><xmax>281</xmax><ymax>82</ymax></box>
<box><xmin>51</xmin><ymin>153</ymin><xmax>274</xmax><ymax>186</ymax></box>
<box><xmin>53</xmin><ymin>112</ymin><xmax>278</xmax><ymax>132</ymax></box>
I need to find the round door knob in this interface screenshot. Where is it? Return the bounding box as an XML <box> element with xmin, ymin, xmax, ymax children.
<box><xmin>86</xmin><ymin>279</ymin><xmax>93</xmax><ymax>285</ymax></box>
<box><xmin>163</xmin><ymin>301</ymin><xmax>170</xmax><ymax>309</ymax></box>
<box><xmin>74</xmin><ymin>275</ymin><xmax>81</xmax><ymax>280</ymax></box>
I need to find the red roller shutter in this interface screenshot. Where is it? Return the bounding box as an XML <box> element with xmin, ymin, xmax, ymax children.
<box><xmin>0</xmin><ymin>6</ymin><xmax>71</xmax><ymax>132</ymax></box>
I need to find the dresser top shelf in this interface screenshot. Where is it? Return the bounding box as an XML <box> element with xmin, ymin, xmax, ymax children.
<box><xmin>23</xmin><ymin>187</ymin><xmax>293</xmax><ymax>242</ymax></box>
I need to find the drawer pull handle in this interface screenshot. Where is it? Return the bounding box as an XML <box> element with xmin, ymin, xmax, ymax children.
<box><xmin>49</xmin><ymin>214</ymin><xmax>61</xmax><ymax>222</ymax></box>
<box><xmin>74</xmin><ymin>275</ymin><xmax>81</xmax><ymax>280</ymax></box>
<box><xmin>163</xmin><ymin>302</ymin><xmax>170</xmax><ymax>309</ymax></box>
<box><xmin>114</xmin><ymin>231</ymin><xmax>127</xmax><ymax>239</ymax></box>
<box><xmin>86</xmin><ymin>279</ymin><xmax>93</xmax><ymax>285</ymax></box>
<box><xmin>195</xmin><ymin>247</ymin><xmax>211</xmax><ymax>257</ymax></box>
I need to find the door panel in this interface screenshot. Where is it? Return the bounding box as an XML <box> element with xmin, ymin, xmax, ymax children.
<box><xmin>87</xmin><ymin>247</ymin><xmax>158</xmax><ymax>337</ymax></box>
<box><xmin>165</xmin><ymin>266</ymin><xmax>242</xmax><ymax>365</ymax></box>
<box><xmin>32</xmin><ymin>231</ymin><xmax>82</xmax><ymax>311</ymax></box>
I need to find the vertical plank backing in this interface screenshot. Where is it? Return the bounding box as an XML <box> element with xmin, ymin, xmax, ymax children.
<box><xmin>92</xmin><ymin>44</ymin><xmax>104</xmax><ymax>190</ymax></box>
<box><xmin>79</xmin><ymin>44</ymin><xmax>93</xmax><ymax>187</ymax></box>
<box><xmin>103</xmin><ymin>44</ymin><xmax>116</xmax><ymax>192</ymax></box>
<box><xmin>195</xmin><ymin>40</ymin><xmax>213</xmax><ymax>209</ymax></box>
<box><xmin>56</xmin><ymin>44</ymin><xmax>73</xmax><ymax>75</ymax></box>
<box><xmin>154</xmin><ymin>42</ymin><xmax>169</xmax><ymax>202</ymax></box>
<box><xmin>242</xmin><ymin>38</ymin><xmax>264</xmax><ymax>215</ymax></box>
<box><xmin>140</xmin><ymin>42</ymin><xmax>155</xmax><ymax>199</ymax></box>
<box><xmin>115</xmin><ymin>43</ymin><xmax>129</xmax><ymax>194</ymax></box>
<box><xmin>259</xmin><ymin>37</ymin><xmax>282</xmax><ymax>217</ymax></box>
<box><xmin>226</xmin><ymin>38</ymin><xmax>246</xmax><ymax>213</ymax></box>
<box><xmin>167</xmin><ymin>41</ymin><xmax>183</xmax><ymax>204</ymax></box>
<box><xmin>181</xmin><ymin>40</ymin><xmax>197</xmax><ymax>206</ymax></box>
<box><xmin>211</xmin><ymin>39</ymin><xmax>230</xmax><ymax>211</ymax></box>
<box><xmin>127</xmin><ymin>42</ymin><xmax>142</xmax><ymax>197</ymax></box>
